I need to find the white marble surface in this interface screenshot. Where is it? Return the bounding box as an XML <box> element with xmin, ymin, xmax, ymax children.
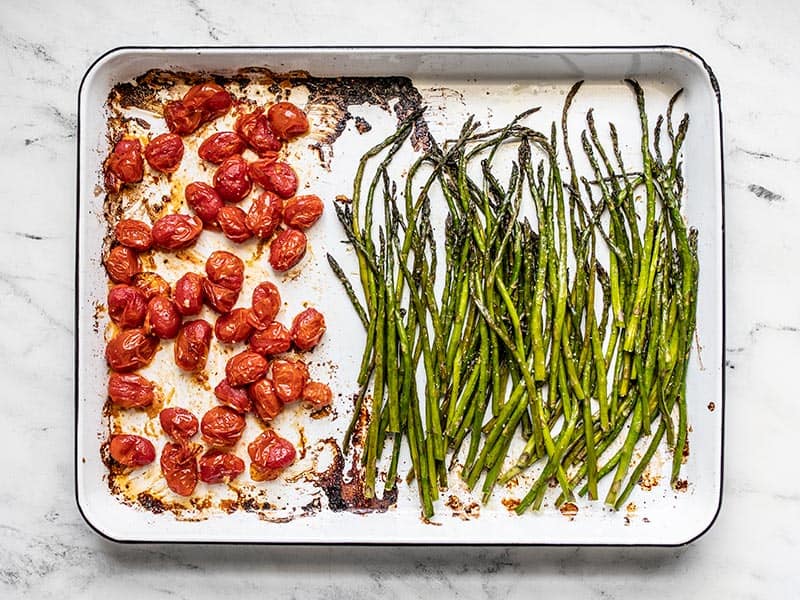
<box><xmin>0</xmin><ymin>0</ymin><xmax>797</xmax><ymax>596</ymax></box>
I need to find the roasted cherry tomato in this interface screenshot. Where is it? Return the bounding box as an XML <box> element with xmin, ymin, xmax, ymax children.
<box><xmin>302</xmin><ymin>381</ymin><xmax>333</xmax><ymax>411</ymax></box>
<box><xmin>217</xmin><ymin>206</ymin><xmax>252</xmax><ymax>243</ymax></box>
<box><xmin>173</xmin><ymin>319</ymin><xmax>212</xmax><ymax>371</ymax></box>
<box><xmin>215</xmin><ymin>308</ymin><xmax>253</xmax><ymax>344</ymax></box>
<box><xmin>173</xmin><ymin>272</ymin><xmax>204</xmax><ymax>316</ymax></box>
<box><xmin>247</xmin><ymin>153</ymin><xmax>279</xmax><ymax>184</ymax></box>
<box><xmin>214</xmin><ymin>378</ymin><xmax>252</xmax><ymax>413</ymax></box>
<box><xmin>107</xmin><ymin>284</ymin><xmax>147</xmax><ymax>329</ymax></box>
<box><xmin>213</xmin><ymin>156</ymin><xmax>251</xmax><ymax>203</ymax></box>
<box><xmin>114</xmin><ymin>218</ymin><xmax>153</xmax><ymax>251</ymax></box>
<box><xmin>202</xmin><ymin>278</ymin><xmax>239</xmax><ymax>314</ymax></box>
<box><xmin>283</xmin><ymin>194</ymin><xmax>324</xmax><ymax>230</ymax></box>
<box><xmin>199</xmin><ymin>450</ymin><xmax>245</xmax><ymax>484</ymax></box>
<box><xmin>205</xmin><ymin>250</ymin><xmax>244</xmax><ymax>291</ymax></box>
<box><xmin>105</xmin><ymin>328</ymin><xmax>159</xmax><ymax>372</ymax></box>
<box><xmin>248</xmin><ymin>378</ymin><xmax>283</xmax><ymax>422</ymax></box>
<box><xmin>108</xmin><ymin>373</ymin><xmax>155</xmax><ymax>408</ymax></box>
<box><xmin>160</xmin><ymin>442</ymin><xmax>199</xmax><ymax>496</ymax></box>
<box><xmin>225</xmin><ymin>351</ymin><xmax>269</xmax><ymax>387</ymax></box>
<box><xmin>164</xmin><ymin>100</ymin><xmax>202</xmax><ymax>136</ymax></box>
<box><xmin>248</xmin><ymin>430</ymin><xmax>296</xmax><ymax>481</ymax></box>
<box><xmin>235</xmin><ymin>108</ymin><xmax>282</xmax><ymax>156</ymax></box>
<box><xmin>268</xmin><ymin>228</ymin><xmax>307</xmax><ymax>272</ymax></box>
<box><xmin>185</xmin><ymin>181</ymin><xmax>224</xmax><ymax>225</ymax></box>
<box><xmin>105</xmin><ymin>245</ymin><xmax>141</xmax><ymax>284</ymax></box>
<box><xmin>183</xmin><ymin>82</ymin><xmax>232</xmax><ymax>121</ymax></box>
<box><xmin>267</xmin><ymin>102</ymin><xmax>309</xmax><ymax>140</ymax></box>
<box><xmin>251</xmin><ymin>161</ymin><xmax>298</xmax><ymax>199</ymax></box>
<box><xmin>271</xmin><ymin>358</ymin><xmax>309</xmax><ymax>403</ymax></box>
<box><xmin>201</xmin><ymin>406</ymin><xmax>246</xmax><ymax>447</ymax></box>
<box><xmin>291</xmin><ymin>307</ymin><xmax>326</xmax><ymax>351</ymax></box>
<box><xmin>132</xmin><ymin>271</ymin><xmax>171</xmax><ymax>300</ymax></box>
<box><xmin>250</xmin><ymin>281</ymin><xmax>281</xmax><ymax>324</ymax></box>
<box><xmin>151</xmin><ymin>214</ymin><xmax>203</xmax><ymax>250</ymax></box>
<box><xmin>145</xmin><ymin>294</ymin><xmax>181</xmax><ymax>339</ymax></box>
<box><xmin>109</xmin><ymin>434</ymin><xmax>156</xmax><ymax>467</ymax></box>
<box><xmin>145</xmin><ymin>133</ymin><xmax>184</xmax><ymax>173</ymax></box>
<box><xmin>159</xmin><ymin>407</ymin><xmax>199</xmax><ymax>442</ymax></box>
<box><xmin>245</xmin><ymin>191</ymin><xmax>283</xmax><ymax>239</ymax></box>
<box><xmin>198</xmin><ymin>131</ymin><xmax>246</xmax><ymax>164</ymax></box>
<box><xmin>249</xmin><ymin>321</ymin><xmax>291</xmax><ymax>356</ymax></box>
<box><xmin>104</xmin><ymin>138</ymin><xmax>144</xmax><ymax>192</ymax></box>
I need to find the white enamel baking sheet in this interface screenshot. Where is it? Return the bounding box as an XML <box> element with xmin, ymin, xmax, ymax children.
<box><xmin>76</xmin><ymin>47</ymin><xmax>723</xmax><ymax>545</ymax></box>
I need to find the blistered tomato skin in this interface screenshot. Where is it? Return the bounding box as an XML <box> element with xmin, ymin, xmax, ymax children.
<box><xmin>105</xmin><ymin>245</ymin><xmax>141</xmax><ymax>284</ymax></box>
<box><xmin>250</xmin><ymin>281</ymin><xmax>281</xmax><ymax>324</ymax></box>
<box><xmin>271</xmin><ymin>359</ymin><xmax>309</xmax><ymax>403</ymax></box>
<box><xmin>291</xmin><ymin>307</ymin><xmax>326</xmax><ymax>351</ymax></box>
<box><xmin>146</xmin><ymin>294</ymin><xmax>182</xmax><ymax>339</ymax></box>
<box><xmin>248</xmin><ymin>430</ymin><xmax>296</xmax><ymax>481</ymax></box>
<box><xmin>164</xmin><ymin>100</ymin><xmax>202</xmax><ymax>136</ymax></box>
<box><xmin>267</xmin><ymin>102</ymin><xmax>309</xmax><ymax>140</ymax></box>
<box><xmin>145</xmin><ymin>133</ymin><xmax>184</xmax><ymax>173</ymax></box>
<box><xmin>201</xmin><ymin>406</ymin><xmax>246</xmax><ymax>447</ymax></box>
<box><xmin>214</xmin><ymin>378</ymin><xmax>252</xmax><ymax>413</ymax></box>
<box><xmin>199</xmin><ymin>450</ymin><xmax>245</xmax><ymax>484</ymax></box>
<box><xmin>206</xmin><ymin>250</ymin><xmax>244</xmax><ymax>291</ymax></box>
<box><xmin>225</xmin><ymin>351</ymin><xmax>269</xmax><ymax>387</ymax></box>
<box><xmin>185</xmin><ymin>181</ymin><xmax>224</xmax><ymax>225</ymax></box>
<box><xmin>302</xmin><ymin>381</ymin><xmax>333</xmax><ymax>410</ymax></box>
<box><xmin>245</xmin><ymin>191</ymin><xmax>283</xmax><ymax>239</ymax></box>
<box><xmin>173</xmin><ymin>272</ymin><xmax>204</xmax><ymax>316</ymax></box>
<box><xmin>283</xmin><ymin>195</ymin><xmax>324</xmax><ymax>230</ymax></box>
<box><xmin>173</xmin><ymin>319</ymin><xmax>212</xmax><ymax>372</ymax></box>
<box><xmin>247</xmin><ymin>154</ymin><xmax>279</xmax><ymax>187</ymax></box>
<box><xmin>114</xmin><ymin>219</ymin><xmax>153</xmax><ymax>251</ymax></box>
<box><xmin>249</xmin><ymin>321</ymin><xmax>292</xmax><ymax>356</ymax></box>
<box><xmin>217</xmin><ymin>206</ymin><xmax>252</xmax><ymax>243</ymax></box>
<box><xmin>132</xmin><ymin>271</ymin><xmax>171</xmax><ymax>300</ymax></box>
<box><xmin>105</xmin><ymin>328</ymin><xmax>159</xmax><ymax>372</ymax></box>
<box><xmin>202</xmin><ymin>278</ymin><xmax>239</xmax><ymax>314</ymax></box>
<box><xmin>107</xmin><ymin>285</ymin><xmax>148</xmax><ymax>329</ymax></box>
<box><xmin>255</xmin><ymin>161</ymin><xmax>298</xmax><ymax>199</ymax></box>
<box><xmin>105</xmin><ymin>138</ymin><xmax>144</xmax><ymax>192</ymax></box>
<box><xmin>151</xmin><ymin>214</ymin><xmax>203</xmax><ymax>250</ymax></box>
<box><xmin>160</xmin><ymin>442</ymin><xmax>199</xmax><ymax>496</ymax></box>
<box><xmin>214</xmin><ymin>308</ymin><xmax>254</xmax><ymax>344</ymax></box>
<box><xmin>108</xmin><ymin>373</ymin><xmax>155</xmax><ymax>408</ymax></box>
<box><xmin>235</xmin><ymin>108</ymin><xmax>282</xmax><ymax>156</ymax></box>
<box><xmin>109</xmin><ymin>434</ymin><xmax>156</xmax><ymax>467</ymax></box>
<box><xmin>248</xmin><ymin>378</ymin><xmax>283</xmax><ymax>422</ymax></box>
<box><xmin>198</xmin><ymin>131</ymin><xmax>246</xmax><ymax>164</ymax></box>
<box><xmin>183</xmin><ymin>82</ymin><xmax>232</xmax><ymax>121</ymax></box>
<box><xmin>213</xmin><ymin>156</ymin><xmax>252</xmax><ymax>203</ymax></box>
<box><xmin>159</xmin><ymin>407</ymin><xmax>199</xmax><ymax>442</ymax></box>
<box><xmin>269</xmin><ymin>229</ymin><xmax>307</xmax><ymax>272</ymax></box>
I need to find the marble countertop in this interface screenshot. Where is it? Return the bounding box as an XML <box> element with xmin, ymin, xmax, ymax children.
<box><xmin>1</xmin><ymin>0</ymin><xmax>797</xmax><ymax>596</ymax></box>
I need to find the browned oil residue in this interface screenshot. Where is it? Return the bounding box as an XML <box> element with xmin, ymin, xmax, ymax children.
<box><xmin>310</xmin><ymin>405</ymin><xmax>332</xmax><ymax>420</ymax></box>
<box><xmin>137</xmin><ymin>492</ymin><xmax>166</xmax><ymax>514</ymax></box>
<box><xmin>501</xmin><ymin>497</ymin><xmax>521</xmax><ymax>512</ymax></box>
<box><xmin>559</xmin><ymin>502</ymin><xmax>579</xmax><ymax>518</ymax></box>
<box><xmin>674</xmin><ymin>479</ymin><xmax>689</xmax><ymax>492</ymax></box>
<box><xmin>311</xmin><ymin>439</ymin><xmax>397</xmax><ymax>513</ymax></box>
<box><xmin>298</xmin><ymin>426</ymin><xmax>308</xmax><ymax>459</ymax></box>
<box><xmin>708</xmin><ymin>401</ymin><xmax>716</xmax><ymax>412</ymax></box>
<box><xmin>354</xmin><ymin>116</ymin><xmax>372</xmax><ymax>134</ymax></box>
<box><xmin>626</xmin><ymin>502</ymin><xmax>637</xmax><ymax>514</ymax></box>
<box><xmin>445</xmin><ymin>495</ymin><xmax>480</xmax><ymax>521</ymax></box>
<box><xmin>638</xmin><ymin>469</ymin><xmax>661</xmax><ymax>491</ymax></box>
<box><xmin>682</xmin><ymin>438</ymin><xmax>690</xmax><ymax>463</ymax></box>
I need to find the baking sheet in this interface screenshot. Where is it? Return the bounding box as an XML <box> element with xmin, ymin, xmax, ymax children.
<box><xmin>76</xmin><ymin>47</ymin><xmax>724</xmax><ymax>545</ymax></box>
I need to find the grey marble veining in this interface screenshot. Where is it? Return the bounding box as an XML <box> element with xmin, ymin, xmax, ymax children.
<box><xmin>1</xmin><ymin>0</ymin><xmax>798</xmax><ymax>597</ymax></box>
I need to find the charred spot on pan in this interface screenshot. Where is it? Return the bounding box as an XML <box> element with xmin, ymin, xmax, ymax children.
<box><xmin>707</xmin><ymin>401</ymin><xmax>715</xmax><ymax>412</ymax></box>
<box><xmin>137</xmin><ymin>492</ymin><xmax>166</xmax><ymax>514</ymax></box>
<box><xmin>559</xmin><ymin>502</ymin><xmax>579</xmax><ymax>518</ymax></box>
<box><xmin>354</xmin><ymin>116</ymin><xmax>372</xmax><ymax>134</ymax></box>
<box><xmin>240</xmin><ymin>497</ymin><xmax>273</xmax><ymax>512</ymax></box>
<box><xmin>310</xmin><ymin>439</ymin><xmax>397</xmax><ymax>513</ymax></box>
<box><xmin>674</xmin><ymin>479</ymin><xmax>689</xmax><ymax>492</ymax></box>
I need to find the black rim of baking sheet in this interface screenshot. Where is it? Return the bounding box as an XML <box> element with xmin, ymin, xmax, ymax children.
<box><xmin>74</xmin><ymin>44</ymin><xmax>725</xmax><ymax>547</ymax></box>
